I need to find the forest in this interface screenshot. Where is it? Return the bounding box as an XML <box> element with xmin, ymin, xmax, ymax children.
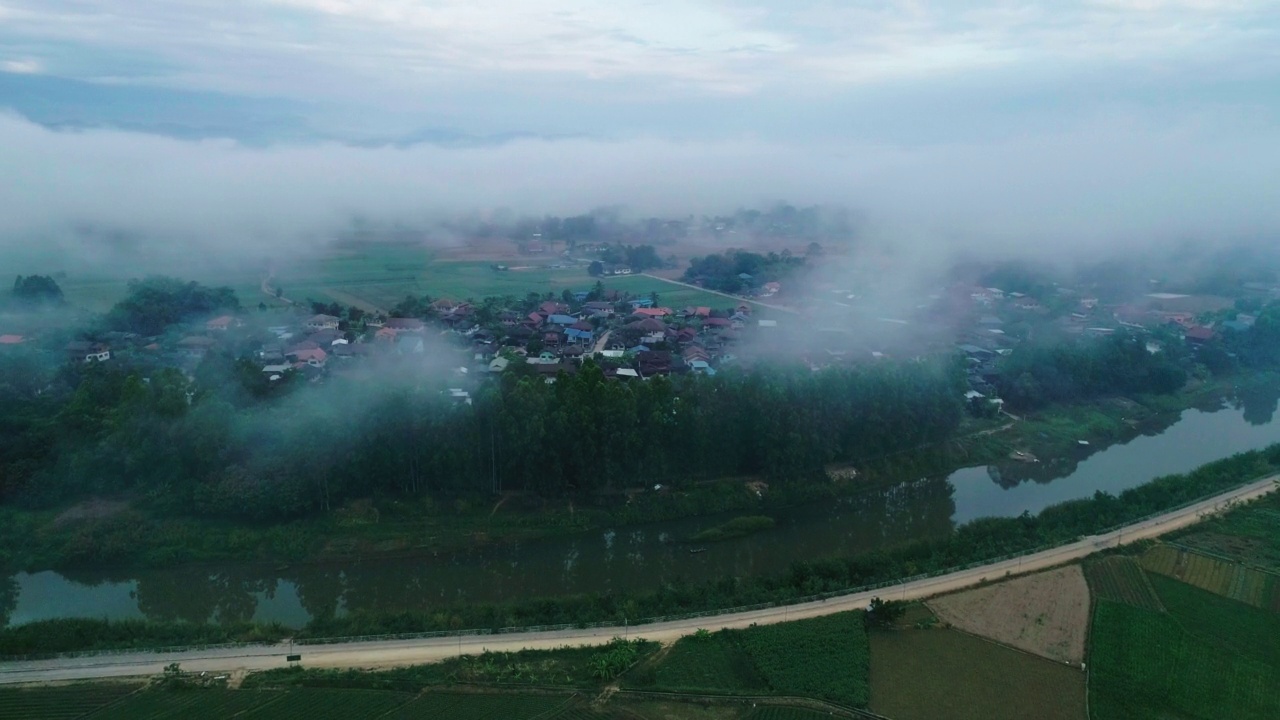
<box><xmin>0</xmin><ymin>338</ymin><xmax>965</xmax><ymax>521</ymax></box>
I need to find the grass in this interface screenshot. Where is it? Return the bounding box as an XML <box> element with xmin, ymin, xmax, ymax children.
<box><xmin>235</xmin><ymin>688</ymin><xmax>414</xmax><ymax>719</ymax></box>
<box><xmin>638</xmin><ymin>612</ymin><xmax>869</xmax><ymax>708</ymax></box>
<box><xmin>867</xmin><ymin>627</ymin><xmax>1086</xmax><ymax>720</ymax></box>
<box><xmin>1084</xmin><ymin>556</ymin><xmax>1164</xmax><ymax>610</ymax></box>
<box><xmin>0</xmin><ymin>683</ymin><xmax>139</xmax><ymax>720</ymax></box>
<box><xmin>1147</xmin><ymin>573</ymin><xmax>1280</xmax><ymax>668</ymax></box>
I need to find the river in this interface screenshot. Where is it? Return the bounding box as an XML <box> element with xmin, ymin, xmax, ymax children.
<box><xmin>5</xmin><ymin>394</ymin><xmax>1278</xmax><ymax>630</ymax></box>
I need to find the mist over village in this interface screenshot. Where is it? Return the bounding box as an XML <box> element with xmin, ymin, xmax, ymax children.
<box><xmin>1</xmin><ymin>2</ymin><xmax>1279</xmax><ymax>719</ymax></box>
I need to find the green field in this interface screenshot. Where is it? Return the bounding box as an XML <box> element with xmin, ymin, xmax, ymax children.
<box><xmin>385</xmin><ymin>690</ymin><xmax>572</xmax><ymax>719</ymax></box>
<box><xmin>1084</xmin><ymin>556</ymin><xmax>1164</xmax><ymax>610</ymax></box>
<box><xmin>87</xmin><ymin>688</ymin><xmax>290</xmax><ymax>719</ymax></box>
<box><xmin>1173</xmin><ymin>491</ymin><xmax>1280</xmax><ymax>573</ymax></box>
<box><xmin>46</xmin><ymin>246</ymin><xmax>738</xmax><ymax>315</ymax></box>
<box><xmin>639</xmin><ymin>612</ymin><xmax>869</xmax><ymax>708</ymax></box>
<box><xmin>867</xmin><ymin>627</ymin><xmax>1086</xmax><ymax>720</ymax></box>
<box><xmin>0</xmin><ymin>683</ymin><xmax>139</xmax><ymax>720</ymax></box>
<box><xmin>1140</xmin><ymin>544</ymin><xmax>1278</xmax><ymax>610</ymax></box>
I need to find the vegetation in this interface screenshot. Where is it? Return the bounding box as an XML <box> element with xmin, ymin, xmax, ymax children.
<box><xmin>244</xmin><ymin>640</ymin><xmax>656</xmax><ymax>691</ymax></box>
<box><xmin>1084</xmin><ymin>556</ymin><xmax>1164</xmax><ymax>610</ymax></box>
<box><xmin>0</xmin><ymin>617</ymin><xmax>288</xmax><ymax>657</ymax></box>
<box><xmin>1140</xmin><ymin>545</ymin><xmax>1278</xmax><ymax>609</ymax></box>
<box><xmin>1171</xmin><ymin>490</ymin><xmax>1280</xmax><ymax>572</ymax></box>
<box><xmin>996</xmin><ymin>331</ymin><xmax>1188</xmax><ymax>411</ymax></box>
<box><xmin>9</xmin><ymin>274</ymin><xmax>64</xmax><ymax>306</ymax></box>
<box><xmin>689</xmin><ymin>516</ymin><xmax>776</xmax><ymax>543</ymax></box>
<box><xmin>385</xmin><ymin>691</ymin><xmax>573</xmax><ymax>720</ymax></box>
<box><xmin>867</xmin><ymin>627</ymin><xmax>1086</xmax><ymax>720</ymax></box>
<box><xmin>104</xmin><ymin>276</ymin><xmax>239</xmax><ymax>336</ymax></box>
<box><xmin>683</xmin><ymin>250</ymin><xmax>804</xmax><ymax>294</ymax></box>
<box><xmin>0</xmin><ymin>683</ymin><xmax>139</xmax><ymax>720</ymax></box>
<box><xmin>637</xmin><ymin>612</ymin><xmax>869</xmax><ymax>708</ymax></box>
<box><xmin>1088</xmin><ymin>599</ymin><xmax>1280</xmax><ymax>720</ymax></box>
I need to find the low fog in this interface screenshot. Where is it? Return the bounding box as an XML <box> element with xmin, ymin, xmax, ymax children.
<box><xmin>2</xmin><ymin>109</ymin><xmax>1278</xmax><ymax>275</ymax></box>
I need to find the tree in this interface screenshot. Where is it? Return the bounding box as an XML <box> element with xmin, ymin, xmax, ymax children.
<box><xmin>864</xmin><ymin>597</ymin><xmax>906</xmax><ymax>628</ymax></box>
<box><xmin>588</xmin><ymin>261</ymin><xmax>604</xmax><ymax>277</ymax></box>
<box><xmin>11</xmin><ymin>275</ymin><xmax>64</xmax><ymax>305</ymax></box>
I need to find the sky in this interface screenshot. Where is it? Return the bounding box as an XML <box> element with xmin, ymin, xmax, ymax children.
<box><xmin>1</xmin><ymin>1</ymin><xmax>1279</xmax><ymax>260</ymax></box>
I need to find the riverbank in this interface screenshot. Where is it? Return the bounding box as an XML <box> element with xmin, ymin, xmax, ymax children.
<box><xmin>0</xmin><ymin>376</ymin><xmax>1258</xmax><ymax>577</ymax></box>
<box><xmin>3</xmin><ymin>444</ymin><xmax>1277</xmax><ymax>656</ymax></box>
<box><xmin>2</xmin><ymin>463</ymin><xmax>1274</xmax><ymax>670</ymax></box>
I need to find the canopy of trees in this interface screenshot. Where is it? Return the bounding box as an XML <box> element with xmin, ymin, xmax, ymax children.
<box><xmin>1</xmin><ymin>355</ymin><xmax>964</xmax><ymax>521</ymax></box>
<box><xmin>10</xmin><ymin>275</ymin><xmax>64</xmax><ymax>306</ymax></box>
<box><xmin>106</xmin><ymin>277</ymin><xmax>240</xmax><ymax>336</ymax></box>
<box><xmin>995</xmin><ymin>332</ymin><xmax>1188</xmax><ymax>410</ymax></box>
<box><xmin>684</xmin><ymin>250</ymin><xmax>805</xmax><ymax>293</ymax></box>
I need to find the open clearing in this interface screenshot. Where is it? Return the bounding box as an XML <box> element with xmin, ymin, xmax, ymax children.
<box><xmin>927</xmin><ymin>565</ymin><xmax>1090</xmax><ymax>663</ymax></box>
<box><xmin>868</xmin><ymin>627</ymin><xmax>1086</xmax><ymax>720</ymax></box>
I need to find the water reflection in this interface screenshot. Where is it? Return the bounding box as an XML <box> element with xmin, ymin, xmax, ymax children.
<box><xmin>6</xmin><ymin>402</ymin><xmax>1276</xmax><ymax>630</ymax></box>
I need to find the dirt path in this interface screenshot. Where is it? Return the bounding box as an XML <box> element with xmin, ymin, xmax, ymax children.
<box><xmin>3</xmin><ymin>475</ymin><xmax>1274</xmax><ymax>685</ymax></box>
<box><xmin>639</xmin><ymin>274</ymin><xmax>798</xmax><ymax>314</ymax></box>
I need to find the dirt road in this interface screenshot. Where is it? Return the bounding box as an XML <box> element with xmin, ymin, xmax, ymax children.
<box><xmin>3</xmin><ymin>475</ymin><xmax>1274</xmax><ymax>685</ymax></box>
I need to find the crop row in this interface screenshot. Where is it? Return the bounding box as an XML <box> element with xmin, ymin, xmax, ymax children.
<box><xmin>1140</xmin><ymin>546</ymin><xmax>1275</xmax><ymax>608</ymax></box>
<box><xmin>0</xmin><ymin>685</ymin><xmax>136</xmax><ymax>720</ymax></box>
<box><xmin>1084</xmin><ymin>557</ymin><xmax>1163</xmax><ymax>610</ymax></box>
<box><xmin>387</xmin><ymin>691</ymin><xmax>571</xmax><ymax>720</ymax></box>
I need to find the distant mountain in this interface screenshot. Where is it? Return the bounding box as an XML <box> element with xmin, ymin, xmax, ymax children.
<box><xmin>0</xmin><ymin>74</ymin><xmax>569</xmax><ymax>147</ymax></box>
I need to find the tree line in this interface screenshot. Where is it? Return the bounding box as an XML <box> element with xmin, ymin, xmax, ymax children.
<box><xmin>0</xmin><ymin>349</ymin><xmax>965</xmax><ymax>521</ymax></box>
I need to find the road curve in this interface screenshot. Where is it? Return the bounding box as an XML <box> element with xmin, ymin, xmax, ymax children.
<box><xmin>3</xmin><ymin>475</ymin><xmax>1275</xmax><ymax>685</ymax></box>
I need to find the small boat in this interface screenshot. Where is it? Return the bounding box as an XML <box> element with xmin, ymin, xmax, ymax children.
<box><xmin>688</xmin><ymin>547</ymin><xmax>708</xmax><ymax>554</ymax></box>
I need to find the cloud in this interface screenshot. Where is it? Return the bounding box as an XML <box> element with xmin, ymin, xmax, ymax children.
<box><xmin>2</xmin><ymin>58</ymin><xmax>42</xmax><ymax>74</ymax></box>
<box><xmin>1</xmin><ymin>107</ymin><xmax>1276</xmax><ymax>271</ymax></box>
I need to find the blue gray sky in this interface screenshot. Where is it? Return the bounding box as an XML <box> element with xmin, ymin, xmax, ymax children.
<box><xmin>1</xmin><ymin>1</ymin><xmax>1279</xmax><ymax>259</ymax></box>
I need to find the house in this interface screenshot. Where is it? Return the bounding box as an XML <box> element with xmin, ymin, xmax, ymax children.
<box><xmin>288</xmin><ymin>346</ymin><xmax>328</xmax><ymax>367</ymax></box>
<box><xmin>704</xmin><ymin>317</ymin><xmax>732</xmax><ymax>329</ymax></box>
<box><xmin>206</xmin><ymin>315</ymin><xmax>239</xmax><ymax>332</ymax></box>
<box><xmin>761</xmin><ymin>282</ymin><xmax>781</xmax><ymax>297</ymax></box>
<box><xmin>583</xmin><ymin>301</ymin><xmax>614</xmax><ymax>315</ymax></box>
<box><xmin>633</xmin><ymin>307</ymin><xmax>672</xmax><ymax>318</ymax></box>
<box><xmin>0</xmin><ymin>334</ymin><xmax>25</xmax><ymax>346</ymax></box>
<box><xmin>177</xmin><ymin>336</ymin><xmax>216</xmax><ymax>358</ymax></box>
<box><xmin>637</xmin><ymin>350</ymin><xmax>674</xmax><ymax>377</ymax></box>
<box><xmin>688</xmin><ymin>360</ymin><xmax>716</xmax><ymax>376</ymax></box>
<box><xmin>262</xmin><ymin>363</ymin><xmax>291</xmax><ymax>381</ymax></box>
<box><xmin>375</xmin><ymin>327</ymin><xmax>399</xmax><ymax>342</ymax></box>
<box><xmin>758</xmin><ymin>319</ymin><xmax>778</xmax><ymax>328</ymax></box>
<box><xmin>539</xmin><ymin>301</ymin><xmax>570</xmax><ymax>316</ymax></box>
<box><xmin>572</xmin><ymin>291</ymin><xmax>590</xmax><ymax>303</ymax></box>
<box><xmin>738</xmin><ymin>272</ymin><xmax>754</xmax><ymax>282</ymax></box>
<box><xmin>566</xmin><ymin>321</ymin><xmax>595</xmax><ymax>343</ymax></box>
<box><xmin>630</xmin><ymin>297</ymin><xmax>655</xmax><ymax>309</ymax></box>
<box><xmin>489</xmin><ymin>356</ymin><xmax>511</xmax><ymax>373</ymax></box>
<box><xmin>543</xmin><ymin>331</ymin><xmax>563</xmax><ymax>346</ymax></box>
<box><xmin>1185</xmin><ymin>326</ymin><xmax>1217</xmax><ymax>344</ymax></box>
<box><xmin>614</xmin><ymin>368</ymin><xmax>640</xmax><ymax>379</ymax></box>
<box><xmin>603</xmin><ymin>265</ymin><xmax>633</xmax><ymax>276</ymax></box>
<box><xmin>67</xmin><ymin>341</ymin><xmax>111</xmax><ymax>363</ymax></box>
<box><xmin>384</xmin><ymin>317</ymin><xmax>425</xmax><ymax>332</ymax></box>
<box><xmin>547</xmin><ymin>314</ymin><xmax>577</xmax><ymax>326</ymax></box>
<box><xmin>526</xmin><ymin>312</ymin><xmax>544</xmax><ymax>327</ymax></box>
<box><xmin>307</xmin><ymin>314</ymin><xmax>340</xmax><ymax>331</ymax></box>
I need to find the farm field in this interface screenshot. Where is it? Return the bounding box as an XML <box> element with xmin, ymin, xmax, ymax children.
<box><xmin>1087</xmin><ymin>597</ymin><xmax>1280</xmax><ymax>720</ymax></box>
<box><xmin>386</xmin><ymin>690</ymin><xmax>572</xmax><ymax>719</ymax></box>
<box><xmin>638</xmin><ymin>611</ymin><xmax>869</xmax><ymax>708</ymax></box>
<box><xmin>87</xmin><ymin>688</ymin><xmax>290</xmax><ymax>719</ymax></box>
<box><xmin>928</xmin><ymin>565</ymin><xmax>1090</xmax><ymax>663</ymax></box>
<box><xmin>1139</xmin><ymin>544</ymin><xmax>1278</xmax><ymax>610</ymax></box>
<box><xmin>867</xmin><ymin>627</ymin><xmax>1086</xmax><ymax>720</ymax></box>
<box><xmin>0</xmin><ymin>683</ymin><xmax>139</xmax><ymax>720</ymax></box>
<box><xmin>1172</xmin><ymin>492</ymin><xmax>1280</xmax><ymax>572</ymax></box>
<box><xmin>1084</xmin><ymin>556</ymin><xmax>1164</xmax><ymax>610</ymax></box>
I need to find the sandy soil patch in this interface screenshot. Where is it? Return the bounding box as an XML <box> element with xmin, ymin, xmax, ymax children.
<box><xmin>927</xmin><ymin>565</ymin><xmax>1090</xmax><ymax>664</ymax></box>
